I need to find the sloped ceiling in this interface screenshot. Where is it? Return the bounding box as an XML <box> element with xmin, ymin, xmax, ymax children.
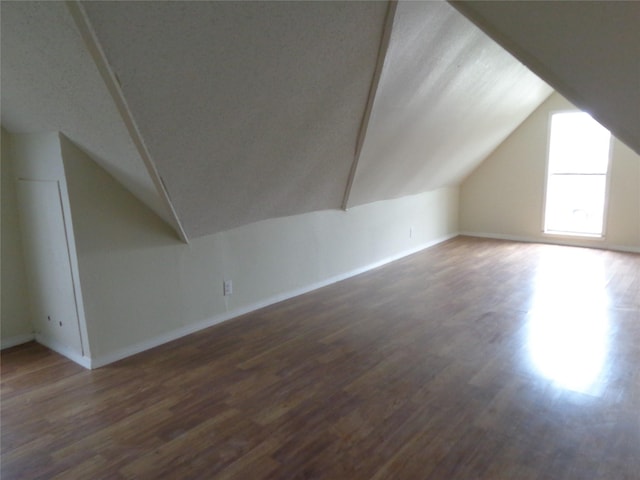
<box><xmin>80</xmin><ymin>1</ymin><xmax>390</xmax><ymax>238</ymax></box>
<box><xmin>2</xmin><ymin>1</ymin><xmax>633</xmax><ymax>240</ymax></box>
<box><xmin>347</xmin><ymin>0</ymin><xmax>552</xmax><ymax>207</ymax></box>
<box><xmin>451</xmin><ymin>0</ymin><xmax>640</xmax><ymax>156</ymax></box>
<box><xmin>0</xmin><ymin>1</ymin><xmax>178</xmax><ymax>231</ymax></box>
<box><xmin>78</xmin><ymin>0</ymin><xmax>551</xmax><ymax>235</ymax></box>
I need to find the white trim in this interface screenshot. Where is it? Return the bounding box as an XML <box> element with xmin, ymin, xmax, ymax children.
<box><xmin>35</xmin><ymin>334</ymin><xmax>92</xmax><ymax>369</ymax></box>
<box><xmin>1</xmin><ymin>333</ymin><xmax>36</xmax><ymax>350</ymax></box>
<box><xmin>54</xmin><ymin>180</ymin><xmax>89</xmax><ymax>359</ymax></box>
<box><xmin>342</xmin><ymin>1</ymin><xmax>397</xmax><ymax>210</ymax></box>
<box><xmin>542</xmin><ymin>110</ymin><xmax>613</xmax><ymax>237</ymax></box>
<box><xmin>460</xmin><ymin>231</ymin><xmax>640</xmax><ymax>254</ymax></box>
<box><xmin>66</xmin><ymin>1</ymin><xmax>189</xmax><ymax>244</ymax></box>
<box><xmin>90</xmin><ymin>233</ymin><xmax>458</xmax><ymax>368</ymax></box>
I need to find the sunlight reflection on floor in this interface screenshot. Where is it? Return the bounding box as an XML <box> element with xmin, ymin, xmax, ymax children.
<box><xmin>527</xmin><ymin>247</ymin><xmax>610</xmax><ymax>394</ymax></box>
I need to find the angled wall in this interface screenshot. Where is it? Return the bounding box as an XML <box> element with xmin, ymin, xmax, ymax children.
<box><xmin>4</xmin><ymin>131</ymin><xmax>91</xmax><ymax>365</ymax></box>
<box><xmin>460</xmin><ymin>93</ymin><xmax>640</xmax><ymax>252</ymax></box>
<box><xmin>60</xmin><ymin>136</ymin><xmax>458</xmax><ymax>366</ymax></box>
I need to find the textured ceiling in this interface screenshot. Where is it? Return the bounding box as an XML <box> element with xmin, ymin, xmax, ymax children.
<box><xmin>451</xmin><ymin>0</ymin><xmax>640</xmax><ymax>156</ymax></box>
<box><xmin>347</xmin><ymin>0</ymin><xmax>552</xmax><ymax>207</ymax></box>
<box><xmin>0</xmin><ymin>1</ymin><xmax>176</xmax><ymax>228</ymax></box>
<box><xmin>81</xmin><ymin>1</ymin><xmax>389</xmax><ymax>238</ymax></box>
<box><xmin>2</xmin><ymin>1</ymin><xmax>634</xmax><ymax>240</ymax></box>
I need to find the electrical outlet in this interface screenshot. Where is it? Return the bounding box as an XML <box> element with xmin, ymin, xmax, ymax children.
<box><xmin>223</xmin><ymin>280</ymin><xmax>233</xmax><ymax>296</ymax></box>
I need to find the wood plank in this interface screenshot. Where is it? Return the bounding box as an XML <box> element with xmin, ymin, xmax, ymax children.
<box><xmin>2</xmin><ymin>237</ymin><xmax>639</xmax><ymax>479</ymax></box>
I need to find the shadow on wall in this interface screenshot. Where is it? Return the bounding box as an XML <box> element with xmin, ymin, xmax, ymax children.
<box><xmin>60</xmin><ymin>134</ymin><xmax>182</xmax><ymax>253</ymax></box>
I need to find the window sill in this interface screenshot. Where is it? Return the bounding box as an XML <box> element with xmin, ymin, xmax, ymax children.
<box><xmin>543</xmin><ymin>230</ymin><xmax>605</xmax><ymax>241</ymax></box>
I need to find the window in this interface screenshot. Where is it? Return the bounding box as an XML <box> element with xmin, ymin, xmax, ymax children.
<box><xmin>544</xmin><ymin>112</ymin><xmax>611</xmax><ymax>237</ymax></box>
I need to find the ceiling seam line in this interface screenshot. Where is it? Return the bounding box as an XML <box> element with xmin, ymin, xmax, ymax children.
<box><xmin>340</xmin><ymin>0</ymin><xmax>397</xmax><ymax>211</ymax></box>
<box><xmin>65</xmin><ymin>0</ymin><xmax>190</xmax><ymax>243</ymax></box>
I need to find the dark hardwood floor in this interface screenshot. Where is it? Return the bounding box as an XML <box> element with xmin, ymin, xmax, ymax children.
<box><xmin>2</xmin><ymin>236</ymin><xmax>639</xmax><ymax>479</ymax></box>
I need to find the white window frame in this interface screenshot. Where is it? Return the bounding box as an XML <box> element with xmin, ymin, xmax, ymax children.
<box><xmin>541</xmin><ymin>110</ymin><xmax>613</xmax><ymax>239</ymax></box>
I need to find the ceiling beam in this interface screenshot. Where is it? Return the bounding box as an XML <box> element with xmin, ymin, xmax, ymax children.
<box><xmin>66</xmin><ymin>0</ymin><xmax>189</xmax><ymax>243</ymax></box>
<box><xmin>341</xmin><ymin>1</ymin><xmax>397</xmax><ymax>210</ymax></box>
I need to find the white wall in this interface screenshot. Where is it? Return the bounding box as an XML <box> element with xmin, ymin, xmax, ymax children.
<box><xmin>1</xmin><ymin>129</ymin><xmax>34</xmax><ymax>348</ymax></box>
<box><xmin>8</xmin><ymin>132</ymin><xmax>91</xmax><ymax>364</ymax></box>
<box><xmin>460</xmin><ymin>92</ymin><xmax>640</xmax><ymax>251</ymax></box>
<box><xmin>59</xmin><ymin>135</ymin><xmax>458</xmax><ymax>366</ymax></box>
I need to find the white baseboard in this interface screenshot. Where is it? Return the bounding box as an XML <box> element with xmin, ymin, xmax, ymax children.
<box><xmin>460</xmin><ymin>231</ymin><xmax>640</xmax><ymax>254</ymax></box>
<box><xmin>1</xmin><ymin>333</ymin><xmax>35</xmax><ymax>350</ymax></box>
<box><xmin>35</xmin><ymin>334</ymin><xmax>92</xmax><ymax>369</ymax></box>
<box><xmin>609</xmin><ymin>244</ymin><xmax>640</xmax><ymax>254</ymax></box>
<box><xmin>90</xmin><ymin>232</ymin><xmax>458</xmax><ymax>369</ymax></box>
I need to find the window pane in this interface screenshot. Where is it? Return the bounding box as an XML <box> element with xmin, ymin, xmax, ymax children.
<box><xmin>548</xmin><ymin>112</ymin><xmax>611</xmax><ymax>174</ymax></box>
<box><xmin>545</xmin><ymin>174</ymin><xmax>607</xmax><ymax>235</ymax></box>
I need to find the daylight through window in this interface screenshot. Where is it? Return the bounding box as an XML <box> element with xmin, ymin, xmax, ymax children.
<box><xmin>544</xmin><ymin>112</ymin><xmax>611</xmax><ymax>237</ymax></box>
